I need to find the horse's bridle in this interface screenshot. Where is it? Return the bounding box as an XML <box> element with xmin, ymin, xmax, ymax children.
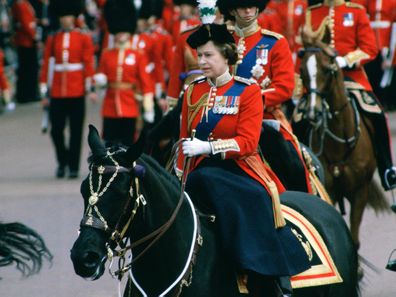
<box><xmin>79</xmin><ymin>150</ymin><xmax>194</xmax><ymax>281</ymax></box>
<box><xmin>299</xmin><ymin>46</ymin><xmax>361</xmax><ymax>156</ymax></box>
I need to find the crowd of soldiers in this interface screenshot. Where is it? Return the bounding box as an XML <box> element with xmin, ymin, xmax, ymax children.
<box><xmin>2</xmin><ymin>0</ymin><xmax>396</xmax><ymax>183</ymax></box>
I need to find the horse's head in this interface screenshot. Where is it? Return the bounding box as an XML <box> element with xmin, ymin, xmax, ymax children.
<box><xmin>70</xmin><ymin>125</ymin><xmax>145</xmax><ymax>280</ymax></box>
<box><xmin>298</xmin><ymin>22</ymin><xmax>340</xmax><ymax>124</ymax></box>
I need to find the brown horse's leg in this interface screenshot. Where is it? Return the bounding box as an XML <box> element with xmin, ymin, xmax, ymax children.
<box><xmin>349</xmin><ymin>184</ymin><xmax>370</xmax><ymax>249</ymax></box>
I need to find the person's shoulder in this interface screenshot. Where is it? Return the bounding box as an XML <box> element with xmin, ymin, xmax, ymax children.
<box><xmin>234</xmin><ymin>76</ymin><xmax>253</xmax><ymax>85</ymax></box>
<box><xmin>307</xmin><ymin>3</ymin><xmax>323</xmax><ymax>11</ymax></box>
<box><xmin>261</xmin><ymin>29</ymin><xmax>284</xmax><ymax>40</ymax></box>
<box><xmin>345</xmin><ymin>2</ymin><xmax>365</xmax><ymax>10</ymax></box>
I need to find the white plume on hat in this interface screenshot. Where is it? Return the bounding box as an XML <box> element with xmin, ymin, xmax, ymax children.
<box><xmin>197</xmin><ymin>0</ymin><xmax>217</xmax><ymax>24</ymax></box>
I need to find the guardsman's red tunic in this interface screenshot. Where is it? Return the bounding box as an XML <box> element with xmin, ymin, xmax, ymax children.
<box><xmin>98</xmin><ymin>47</ymin><xmax>154</xmax><ymax>118</ymax></box>
<box><xmin>305</xmin><ymin>0</ymin><xmax>379</xmax><ymax>91</ymax></box>
<box><xmin>0</xmin><ymin>50</ymin><xmax>9</xmax><ymax>91</ymax></box>
<box><xmin>177</xmin><ymin>75</ymin><xmax>285</xmax><ymax>195</ymax></box>
<box><xmin>11</xmin><ymin>0</ymin><xmax>36</xmax><ymax>47</ymax></box>
<box><xmin>39</xmin><ymin>29</ymin><xmax>95</xmax><ymax>98</ymax></box>
<box><xmin>166</xmin><ymin>26</ymin><xmax>201</xmax><ymax>108</ymax></box>
<box><xmin>170</xmin><ymin>16</ymin><xmax>200</xmax><ymax>44</ymax></box>
<box><xmin>264</xmin><ymin>0</ymin><xmax>308</xmax><ymax>54</ymax></box>
<box><xmin>233</xmin><ymin>29</ymin><xmax>295</xmax><ymax>112</ymax></box>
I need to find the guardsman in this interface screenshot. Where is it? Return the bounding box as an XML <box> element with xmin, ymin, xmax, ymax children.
<box><xmin>95</xmin><ymin>0</ymin><xmax>155</xmax><ymax>145</ymax></box>
<box><xmin>0</xmin><ymin>48</ymin><xmax>12</xmax><ymax>111</ymax></box>
<box><xmin>351</xmin><ymin>0</ymin><xmax>396</xmax><ymax>109</ymax></box>
<box><xmin>11</xmin><ymin>0</ymin><xmax>39</xmax><ymax>103</ymax></box>
<box><xmin>138</xmin><ymin>0</ymin><xmax>173</xmax><ymax>109</ymax></box>
<box><xmin>170</xmin><ymin>0</ymin><xmax>200</xmax><ymax>44</ymax></box>
<box><xmin>264</xmin><ymin>0</ymin><xmax>308</xmax><ymax>61</ymax></box>
<box><xmin>217</xmin><ymin>0</ymin><xmax>315</xmax><ymax>195</ymax></box>
<box><xmin>305</xmin><ymin>0</ymin><xmax>396</xmax><ymax>190</ymax></box>
<box><xmin>39</xmin><ymin>0</ymin><xmax>96</xmax><ymax>179</ymax></box>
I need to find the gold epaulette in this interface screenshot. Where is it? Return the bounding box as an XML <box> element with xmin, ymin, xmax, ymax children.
<box><xmin>234</xmin><ymin>76</ymin><xmax>252</xmax><ymax>85</ymax></box>
<box><xmin>190</xmin><ymin>76</ymin><xmax>206</xmax><ymax>85</ymax></box>
<box><xmin>261</xmin><ymin>29</ymin><xmax>284</xmax><ymax>40</ymax></box>
<box><xmin>346</xmin><ymin>2</ymin><xmax>364</xmax><ymax>9</ymax></box>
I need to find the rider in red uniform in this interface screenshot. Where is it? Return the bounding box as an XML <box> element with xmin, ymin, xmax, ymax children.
<box><xmin>306</xmin><ymin>0</ymin><xmax>396</xmax><ymax>190</ymax></box>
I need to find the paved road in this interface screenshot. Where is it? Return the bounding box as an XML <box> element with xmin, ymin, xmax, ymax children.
<box><xmin>1</xmin><ymin>102</ymin><xmax>396</xmax><ymax>297</ymax></box>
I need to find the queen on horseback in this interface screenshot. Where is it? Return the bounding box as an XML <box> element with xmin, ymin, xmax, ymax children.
<box><xmin>176</xmin><ymin>18</ymin><xmax>310</xmax><ymax>296</ymax></box>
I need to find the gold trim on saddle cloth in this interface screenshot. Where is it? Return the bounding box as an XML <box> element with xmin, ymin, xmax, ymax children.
<box><xmin>348</xmin><ymin>89</ymin><xmax>382</xmax><ymax>114</ymax></box>
<box><xmin>236</xmin><ymin>204</ymin><xmax>342</xmax><ymax>294</ymax></box>
<box><xmin>282</xmin><ymin>205</ymin><xmax>343</xmax><ymax>288</ymax></box>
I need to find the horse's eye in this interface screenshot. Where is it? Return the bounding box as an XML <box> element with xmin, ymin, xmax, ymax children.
<box><xmin>297</xmin><ymin>49</ymin><xmax>305</xmax><ymax>58</ymax></box>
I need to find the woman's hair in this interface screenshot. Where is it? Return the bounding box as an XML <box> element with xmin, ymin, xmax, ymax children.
<box><xmin>215</xmin><ymin>41</ymin><xmax>238</xmax><ymax>65</ymax></box>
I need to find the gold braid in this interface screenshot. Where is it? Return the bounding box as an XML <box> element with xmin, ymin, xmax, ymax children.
<box><xmin>186</xmin><ymin>84</ymin><xmax>210</xmax><ymax>132</ymax></box>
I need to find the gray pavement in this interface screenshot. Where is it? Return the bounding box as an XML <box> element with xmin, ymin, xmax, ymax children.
<box><xmin>0</xmin><ymin>101</ymin><xmax>396</xmax><ymax>296</ymax></box>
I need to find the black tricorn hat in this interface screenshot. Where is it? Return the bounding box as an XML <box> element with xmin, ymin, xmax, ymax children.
<box><xmin>50</xmin><ymin>0</ymin><xmax>84</xmax><ymax>17</ymax></box>
<box><xmin>104</xmin><ymin>0</ymin><xmax>137</xmax><ymax>34</ymax></box>
<box><xmin>173</xmin><ymin>0</ymin><xmax>198</xmax><ymax>7</ymax></box>
<box><xmin>217</xmin><ymin>0</ymin><xmax>268</xmax><ymax>21</ymax></box>
<box><xmin>187</xmin><ymin>23</ymin><xmax>235</xmax><ymax>49</ymax></box>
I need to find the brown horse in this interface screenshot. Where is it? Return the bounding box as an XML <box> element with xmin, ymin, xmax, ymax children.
<box><xmin>292</xmin><ymin>25</ymin><xmax>386</xmax><ymax>252</ymax></box>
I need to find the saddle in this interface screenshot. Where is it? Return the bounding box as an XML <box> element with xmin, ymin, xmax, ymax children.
<box><xmin>344</xmin><ymin>81</ymin><xmax>382</xmax><ymax>114</ymax></box>
<box><xmin>237</xmin><ymin>204</ymin><xmax>342</xmax><ymax>294</ymax></box>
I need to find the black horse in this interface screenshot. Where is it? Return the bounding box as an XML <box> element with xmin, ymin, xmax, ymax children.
<box><xmin>0</xmin><ymin>221</ymin><xmax>52</xmax><ymax>277</ymax></box>
<box><xmin>70</xmin><ymin>125</ymin><xmax>358</xmax><ymax>297</ymax></box>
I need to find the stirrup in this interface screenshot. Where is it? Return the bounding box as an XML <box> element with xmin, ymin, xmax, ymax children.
<box><xmin>386</xmin><ymin>249</ymin><xmax>396</xmax><ymax>272</ymax></box>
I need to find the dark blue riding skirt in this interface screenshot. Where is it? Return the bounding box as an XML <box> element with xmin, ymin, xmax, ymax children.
<box><xmin>186</xmin><ymin>158</ymin><xmax>310</xmax><ymax>276</ymax></box>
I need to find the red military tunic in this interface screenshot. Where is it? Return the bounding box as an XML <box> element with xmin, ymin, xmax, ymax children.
<box><xmin>166</xmin><ymin>26</ymin><xmax>200</xmax><ymax>107</ymax></box>
<box><xmin>0</xmin><ymin>50</ymin><xmax>9</xmax><ymax>91</ymax></box>
<box><xmin>233</xmin><ymin>29</ymin><xmax>295</xmax><ymax>111</ymax></box>
<box><xmin>306</xmin><ymin>0</ymin><xmax>379</xmax><ymax>91</ymax></box>
<box><xmin>177</xmin><ymin>75</ymin><xmax>285</xmax><ymax>195</ymax></box>
<box><xmin>170</xmin><ymin>16</ymin><xmax>201</xmax><ymax>44</ymax></box>
<box><xmin>233</xmin><ymin>25</ymin><xmax>312</xmax><ymax>193</ymax></box>
<box><xmin>98</xmin><ymin>47</ymin><xmax>154</xmax><ymax>118</ymax></box>
<box><xmin>40</xmin><ymin>29</ymin><xmax>95</xmax><ymax>98</ymax></box>
<box><xmin>11</xmin><ymin>0</ymin><xmax>36</xmax><ymax>47</ymax></box>
<box><xmin>351</xmin><ymin>0</ymin><xmax>396</xmax><ymax>50</ymax></box>
<box><xmin>265</xmin><ymin>0</ymin><xmax>308</xmax><ymax>54</ymax></box>
<box><xmin>258</xmin><ymin>8</ymin><xmax>283</xmax><ymax>33</ymax></box>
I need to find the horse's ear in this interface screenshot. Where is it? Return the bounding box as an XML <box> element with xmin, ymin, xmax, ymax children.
<box><xmin>124</xmin><ymin>129</ymin><xmax>147</xmax><ymax>163</ymax></box>
<box><xmin>301</xmin><ymin>24</ymin><xmax>313</xmax><ymax>47</ymax></box>
<box><xmin>88</xmin><ymin>125</ymin><xmax>107</xmax><ymax>157</ymax></box>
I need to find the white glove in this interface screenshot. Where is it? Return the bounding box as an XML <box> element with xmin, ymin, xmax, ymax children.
<box><xmin>93</xmin><ymin>73</ymin><xmax>107</xmax><ymax>87</ymax></box>
<box><xmin>182</xmin><ymin>138</ymin><xmax>212</xmax><ymax>157</ymax></box>
<box><xmin>143</xmin><ymin>110</ymin><xmax>155</xmax><ymax>123</ymax></box>
<box><xmin>335</xmin><ymin>56</ymin><xmax>348</xmax><ymax>69</ymax></box>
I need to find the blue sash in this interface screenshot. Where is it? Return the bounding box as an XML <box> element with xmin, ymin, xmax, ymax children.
<box><xmin>195</xmin><ymin>82</ymin><xmax>245</xmax><ymax>140</ymax></box>
<box><xmin>236</xmin><ymin>35</ymin><xmax>277</xmax><ymax>78</ymax></box>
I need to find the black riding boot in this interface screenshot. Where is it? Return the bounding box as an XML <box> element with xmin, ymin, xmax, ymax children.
<box><xmin>247</xmin><ymin>272</ymin><xmax>283</xmax><ymax>297</ymax></box>
<box><xmin>364</xmin><ymin>107</ymin><xmax>396</xmax><ymax>190</ymax></box>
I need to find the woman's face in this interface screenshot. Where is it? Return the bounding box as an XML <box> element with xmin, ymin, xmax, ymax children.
<box><xmin>197</xmin><ymin>41</ymin><xmax>229</xmax><ymax>80</ymax></box>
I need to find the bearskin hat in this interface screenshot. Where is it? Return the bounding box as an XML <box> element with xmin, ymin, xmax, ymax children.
<box><xmin>186</xmin><ymin>23</ymin><xmax>235</xmax><ymax>49</ymax></box>
<box><xmin>217</xmin><ymin>0</ymin><xmax>268</xmax><ymax>21</ymax></box>
<box><xmin>173</xmin><ymin>0</ymin><xmax>198</xmax><ymax>7</ymax></box>
<box><xmin>104</xmin><ymin>0</ymin><xmax>137</xmax><ymax>34</ymax></box>
<box><xmin>50</xmin><ymin>0</ymin><xmax>84</xmax><ymax>17</ymax></box>
<box><xmin>139</xmin><ymin>0</ymin><xmax>164</xmax><ymax>20</ymax></box>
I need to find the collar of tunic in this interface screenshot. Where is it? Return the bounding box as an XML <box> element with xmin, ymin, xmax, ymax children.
<box><xmin>208</xmin><ymin>71</ymin><xmax>233</xmax><ymax>87</ymax></box>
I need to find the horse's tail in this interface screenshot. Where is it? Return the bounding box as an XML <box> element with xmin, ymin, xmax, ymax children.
<box><xmin>0</xmin><ymin>222</ymin><xmax>53</xmax><ymax>276</ymax></box>
<box><xmin>367</xmin><ymin>179</ymin><xmax>390</xmax><ymax>213</ymax></box>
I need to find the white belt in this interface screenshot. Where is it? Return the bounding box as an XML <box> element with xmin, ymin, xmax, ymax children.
<box><xmin>370</xmin><ymin>20</ymin><xmax>391</xmax><ymax>29</ymax></box>
<box><xmin>54</xmin><ymin>63</ymin><xmax>83</xmax><ymax>72</ymax></box>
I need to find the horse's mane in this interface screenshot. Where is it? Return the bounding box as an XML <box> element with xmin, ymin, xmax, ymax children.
<box><xmin>138</xmin><ymin>154</ymin><xmax>181</xmax><ymax>197</ymax></box>
<box><xmin>0</xmin><ymin>222</ymin><xmax>53</xmax><ymax>277</ymax></box>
